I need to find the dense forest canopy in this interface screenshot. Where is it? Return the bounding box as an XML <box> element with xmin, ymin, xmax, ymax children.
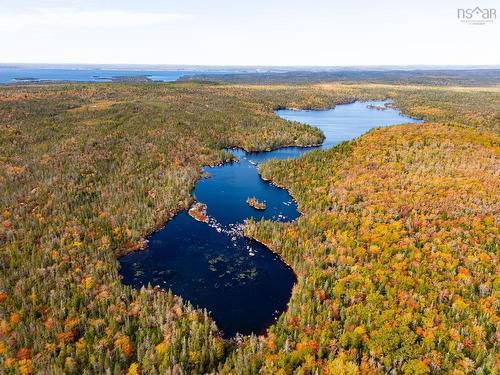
<box><xmin>179</xmin><ymin>69</ymin><xmax>500</xmax><ymax>87</ymax></box>
<box><xmin>0</xmin><ymin>82</ymin><xmax>498</xmax><ymax>374</ymax></box>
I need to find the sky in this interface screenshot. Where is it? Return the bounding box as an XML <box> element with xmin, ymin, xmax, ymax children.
<box><xmin>0</xmin><ymin>0</ymin><xmax>498</xmax><ymax>66</ymax></box>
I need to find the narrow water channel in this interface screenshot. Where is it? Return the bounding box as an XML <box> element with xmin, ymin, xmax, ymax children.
<box><xmin>119</xmin><ymin>100</ymin><xmax>422</xmax><ymax>337</ymax></box>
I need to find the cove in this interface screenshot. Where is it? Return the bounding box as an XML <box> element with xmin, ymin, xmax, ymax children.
<box><xmin>119</xmin><ymin>100</ymin><xmax>422</xmax><ymax>337</ymax></box>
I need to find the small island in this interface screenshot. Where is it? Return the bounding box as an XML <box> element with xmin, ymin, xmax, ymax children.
<box><xmin>13</xmin><ymin>77</ymin><xmax>38</xmax><ymax>82</ymax></box>
<box><xmin>111</xmin><ymin>75</ymin><xmax>153</xmax><ymax>83</ymax></box>
<box><xmin>246</xmin><ymin>197</ymin><xmax>266</xmax><ymax>210</ymax></box>
<box><xmin>366</xmin><ymin>104</ymin><xmax>388</xmax><ymax>111</ymax></box>
<box><xmin>188</xmin><ymin>202</ymin><xmax>209</xmax><ymax>222</ymax></box>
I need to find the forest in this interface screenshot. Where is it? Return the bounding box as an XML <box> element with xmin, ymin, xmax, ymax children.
<box><xmin>179</xmin><ymin>69</ymin><xmax>500</xmax><ymax>87</ymax></box>
<box><xmin>0</xmin><ymin>82</ymin><xmax>498</xmax><ymax>374</ymax></box>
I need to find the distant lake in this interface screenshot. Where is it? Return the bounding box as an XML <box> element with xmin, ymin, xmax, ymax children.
<box><xmin>119</xmin><ymin>101</ymin><xmax>423</xmax><ymax>337</ymax></box>
<box><xmin>0</xmin><ymin>67</ymin><xmax>241</xmax><ymax>84</ymax></box>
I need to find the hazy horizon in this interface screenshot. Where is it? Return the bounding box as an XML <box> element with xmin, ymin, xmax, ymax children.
<box><xmin>1</xmin><ymin>63</ymin><xmax>499</xmax><ymax>71</ymax></box>
<box><xmin>1</xmin><ymin>0</ymin><xmax>498</xmax><ymax>66</ymax></box>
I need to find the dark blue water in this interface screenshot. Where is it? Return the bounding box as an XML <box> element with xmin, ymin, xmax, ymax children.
<box><xmin>119</xmin><ymin>100</ymin><xmax>422</xmax><ymax>337</ymax></box>
<box><xmin>0</xmin><ymin>67</ymin><xmax>239</xmax><ymax>84</ymax></box>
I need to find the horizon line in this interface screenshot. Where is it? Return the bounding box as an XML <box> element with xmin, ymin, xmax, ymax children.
<box><xmin>1</xmin><ymin>63</ymin><xmax>500</xmax><ymax>71</ymax></box>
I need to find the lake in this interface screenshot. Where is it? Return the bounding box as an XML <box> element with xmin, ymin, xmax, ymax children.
<box><xmin>0</xmin><ymin>66</ymin><xmax>242</xmax><ymax>84</ymax></box>
<box><xmin>119</xmin><ymin>100</ymin><xmax>422</xmax><ymax>337</ymax></box>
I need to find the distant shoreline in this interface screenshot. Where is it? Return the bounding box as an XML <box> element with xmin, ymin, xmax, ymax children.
<box><xmin>1</xmin><ymin>66</ymin><xmax>499</xmax><ymax>86</ymax></box>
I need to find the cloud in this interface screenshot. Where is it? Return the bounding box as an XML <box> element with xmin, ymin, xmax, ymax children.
<box><xmin>0</xmin><ymin>8</ymin><xmax>188</xmax><ymax>31</ymax></box>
